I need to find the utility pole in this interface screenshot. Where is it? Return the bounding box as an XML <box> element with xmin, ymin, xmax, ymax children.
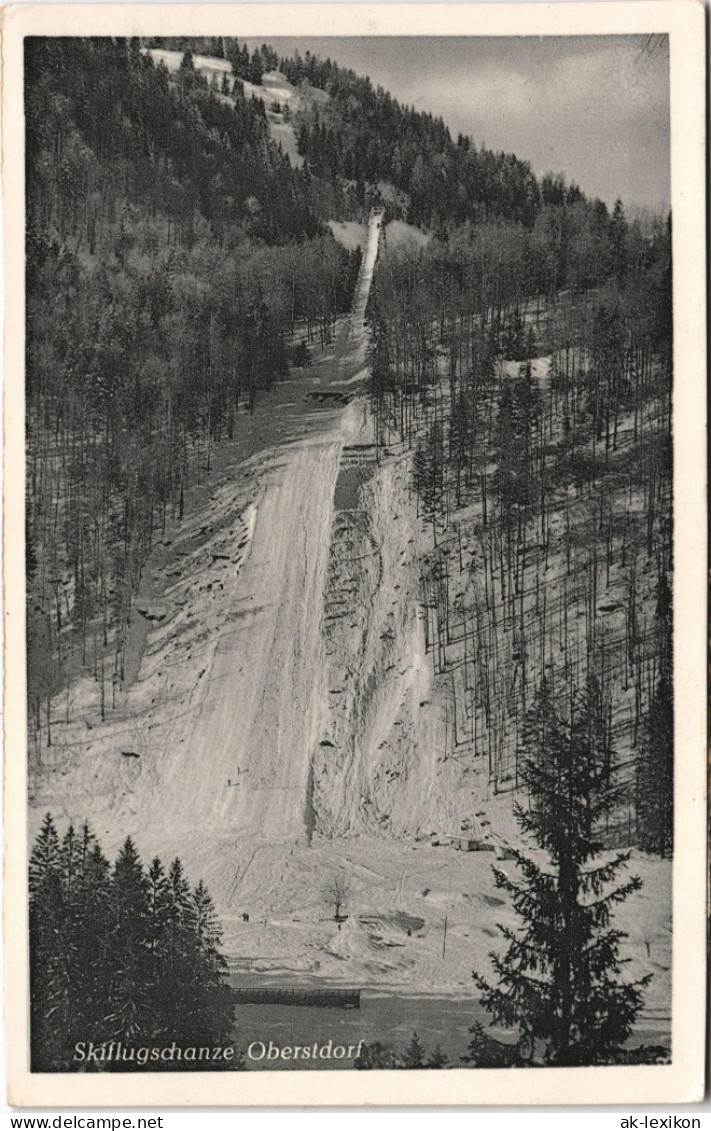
<box><xmin>442</xmin><ymin>913</ymin><xmax>448</xmax><ymax>959</ymax></box>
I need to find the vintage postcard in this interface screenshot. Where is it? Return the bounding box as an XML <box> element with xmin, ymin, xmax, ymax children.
<box><xmin>2</xmin><ymin>1</ymin><xmax>706</xmax><ymax>1108</ymax></box>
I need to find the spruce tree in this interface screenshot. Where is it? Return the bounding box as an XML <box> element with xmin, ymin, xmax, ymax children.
<box><xmin>107</xmin><ymin>837</ymin><xmax>151</xmax><ymax>1040</ymax></box>
<box><xmin>354</xmin><ymin>1041</ymin><xmax>401</xmax><ymax>1069</ymax></box>
<box><xmin>74</xmin><ymin>830</ymin><xmax>112</xmax><ymax>1036</ymax></box>
<box><xmin>29</xmin><ymin>814</ymin><xmax>66</xmax><ymax>1069</ymax></box>
<box><xmin>51</xmin><ymin>826</ymin><xmax>86</xmax><ymax>1046</ymax></box>
<box><xmin>160</xmin><ymin>856</ymin><xmax>194</xmax><ymax>1031</ymax></box>
<box><xmin>146</xmin><ymin>857</ymin><xmax>173</xmax><ymax>1033</ymax></box>
<box><xmin>474</xmin><ymin>679</ymin><xmax>650</xmax><ymax>1066</ymax></box>
<box><xmin>609</xmin><ymin>199</ymin><xmax>629</xmax><ymax>280</ymax></box>
<box><xmin>402</xmin><ymin>1030</ymin><xmax>426</xmax><ymax>1068</ymax></box>
<box><xmin>637</xmin><ymin>574</ymin><xmax>673</xmax><ymax>857</ymax></box>
<box><xmin>29</xmin><ymin>813</ymin><xmax>62</xmax><ymax>898</ymax></box>
<box><xmin>185</xmin><ymin>881</ymin><xmax>233</xmax><ymax>1043</ymax></box>
<box><xmin>637</xmin><ymin>677</ymin><xmax>673</xmax><ymax>857</ymax></box>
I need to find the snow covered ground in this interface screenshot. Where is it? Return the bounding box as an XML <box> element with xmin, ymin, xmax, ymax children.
<box><xmin>328</xmin><ymin>220</ymin><xmax>367</xmax><ymax>251</ymax></box>
<box><xmin>381</xmin><ymin>219</ymin><xmax>432</xmax><ymax>250</ymax></box>
<box><xmin>29</xmin><ymin>209</ymin><xmax>670</xmax><ymax>1037</ymax></box>
<box><xmin>28</xmin><ymin>211</ymin><xmax>397</xmax><ymax>943</ymax></box>
<box><xmin>149</xmin><ymin>48</ymin><xmax>233</xmax><ymax>83</ymax></box>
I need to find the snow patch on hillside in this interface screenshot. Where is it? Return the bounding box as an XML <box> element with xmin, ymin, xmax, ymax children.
<box><xmin>328</xmin><ymin>220</ymin><xmax>367</xmax><ymax>251</ymax></box>
<box><xmin>149</xmin><ymin>48</ymin><xmax>232</xmax><ymax>82</ymax></box>
<box><xmin>146</xmin><ymin>51</ymin><xmax>322</xmax><ymax>167</ymax></box>
<box><xmin>384</xmin><ymin>220</ymin><xmax>432</xmax><ymax>251</ymax></box>
<box><xmin>28</xmin><ymin>206</ymin><xmax>670</xmax><ymax>1029</ymax></box>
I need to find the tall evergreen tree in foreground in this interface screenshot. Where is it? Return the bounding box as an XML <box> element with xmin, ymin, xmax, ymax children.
<box><xmin>473</xmin><ymin>679</ymin><xmax>650</xmax><ymax>1066</ymax></box>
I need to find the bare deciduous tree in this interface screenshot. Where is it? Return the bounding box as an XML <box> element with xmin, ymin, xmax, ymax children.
<box><xmin>322</xmin><ymin>873</ymin><xmax>351</xmax><ymax>929</ymax></box>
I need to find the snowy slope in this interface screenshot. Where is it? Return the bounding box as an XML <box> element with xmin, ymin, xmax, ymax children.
<box><xmin>29</xmin><ymin>208</ymin><xmax>670</xmax><ymax>1029</ymax></box>
<box><xmin>30</xmin><ymin>213</ymin><xmax>385</xmax><ymax>930</ymax></box>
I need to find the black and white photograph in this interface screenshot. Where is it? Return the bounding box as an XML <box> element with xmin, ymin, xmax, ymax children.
<box><xmin>2</xmin><ymin>1</ymin><xmax>706</xmax><ymax>1108</ymax></box>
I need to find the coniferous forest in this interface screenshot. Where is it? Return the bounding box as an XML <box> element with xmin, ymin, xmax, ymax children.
<box><xmin>26</xmin><ymin>37</ymin><xmax>361</xmax><ymax>746</ymax></box>
<box><xmin>29</xmin><ymin>815</ymin><xmax>235</xmax><ymax>1071</ymax></box>
<box><xmin>25</xmin><ymin>34</ymin><xmax>674</xmax><ymax>1070</ymax></box>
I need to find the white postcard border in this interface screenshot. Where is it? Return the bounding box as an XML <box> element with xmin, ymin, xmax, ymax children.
<box><xmin>2</xmin><ymin>1</ymin><xmax>706</xmax><ymax>1107</ymax></box>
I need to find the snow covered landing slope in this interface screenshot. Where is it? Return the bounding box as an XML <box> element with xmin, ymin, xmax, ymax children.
<box><xmin>147</xmin><ymin>437</ymin><xmax>339</xmax><ymax>839</ymax></box>
<box><xmin>29</xmin><ymin>214</ymin><xmax>384</xmax><ymax>927</ymax></box>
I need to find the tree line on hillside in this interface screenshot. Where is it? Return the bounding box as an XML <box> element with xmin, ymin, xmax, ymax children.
<box><xmin>27</xmin><ymin>38</ymin><xmax>319</xmax><ymax>245</ymax></box>
<box><xmin>26</xmin><ymin>36</ymin><xmax>672</xmax><ymax>857</ymax></box>
<box><xmin>30</xmin><ymin>815</ymin><xmax>235</xmax><ymax>1071</ymax></box>
<box><xmin>281</xmin><ymin>50</ymin><xmax>606</xmax><ymax>233</ymax></box>
<box><xmin>148</xmin><ymin>35</ymin><xmax>617</xmax><ymax>238</ymax></box>
<box><xmin>26</xmin><ymin>37</ymin><xmax>362</xmax><ymax>754</ymax></box>
<box><xmin>144</xmin><ymin>38</ymin><xmax>281</xmax><ymax>87</ymax></box>
<box><xmin>367</xmin><ymin>198</ymin><xmax>672</xmax><ymax>858</ymax></box>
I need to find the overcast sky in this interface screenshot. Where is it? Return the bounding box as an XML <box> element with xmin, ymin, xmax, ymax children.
<box><xmin>244</xmin><ymin>36</ymin><xmax>670</xmax><ymax>213</ymax></box>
